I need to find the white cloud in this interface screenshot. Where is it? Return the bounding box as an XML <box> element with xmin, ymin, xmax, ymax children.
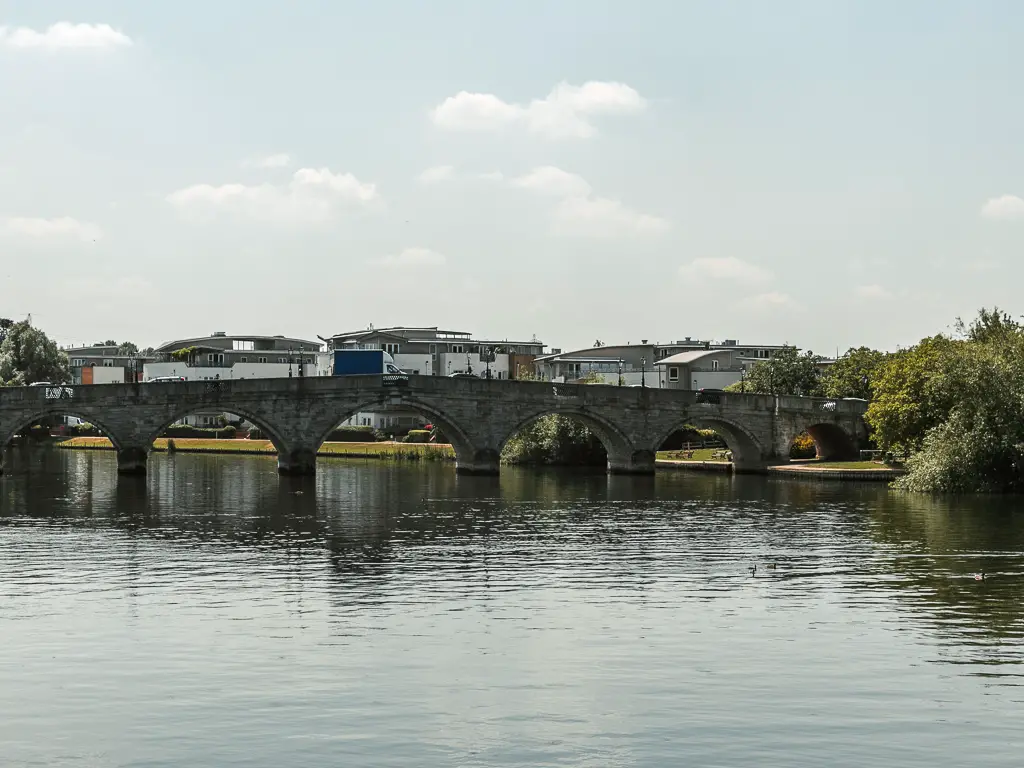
<box><xmin>511</xmin><ymin>166</ymin><xmax>592</xmax><ymax>198</ymax></box>
<box><xmin>243</xmin><ymin>153</ymin><xmax>291</xmax><ymax>169</ymax></box>
<box><xmin>678</xmin><ymin>257</ymin><xmax>772</xmax><ymax>283</ymax></box>
<box><xmin>417</xmin><ymin>165</ymin><xmax>455</xmax><ymax>184</ymax></box>
<box><xmin>980</xmin><ymin>194</ymin><xmax>1024</xmax><ymax>220</ymax></box>
<box><xmin>509</xmin><ymin>166</ymin><xmax>667</xmax><ymax>237</ymax></box>
<box><xmin>166</xmin><ymin>167</ymin><xmax>378</xmax><ymax>224</ymax></box>
<box><xmin>746</xmin><ymin>292</ymin><xmax>796</xmax><ymax>310</ymax></box>
<box><xmin>855</xmin><ymin>284</ymin><xmax>891</xmax><ymax>300</ymax></box>
<box><xmin>552</xmin><ymin>196</ymin><xmax>670</xmax><ymax>237</ymax></box>
<box><xmin>478</xmin><ymin>171</ymin><xmax>504</xmax><ymax>182</ymax></box>
<box><xmin>63</xmin><ymin>275</ymin><xmax>152</xmax><ymax>295</ymax></box>
<box><xmin>373</xmin><ymin>247</ymin><xmax>446</xmax><ymax>269</ymax></box>
<box><xmin>1</xmin><ymin>216</ymin><xmax>101</xmax><ymax>241</ymax></box>
<box><xmin>0</xmin><ymin>22</ymin><xmax>132</xmax><ymax>50</ymax></box>
<box><xmin>431</xmin><ymin>80</ymin><xmax>647</xmax><ymax>139</ymax></box>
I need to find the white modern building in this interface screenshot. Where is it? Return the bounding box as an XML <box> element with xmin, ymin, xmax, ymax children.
<box><xmin>535</xmin><ymin>338</ymin><xmax>796</xmax><ymax>390</ymax></box>
<box><xmin>322</xmin><ymin>325</ymin><xmax>547</xmax><ymax>431</ymax></box>
<box><xmin>143</xmin><ymin>332</ymin><xmax>321</xmax><ymax>427</ymax></box>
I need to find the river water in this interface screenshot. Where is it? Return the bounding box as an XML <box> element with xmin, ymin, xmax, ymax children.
<box><xmin>1</xmin><ymin>447</ymin><xmax>1022</xmax><ymax>767</ymax></box>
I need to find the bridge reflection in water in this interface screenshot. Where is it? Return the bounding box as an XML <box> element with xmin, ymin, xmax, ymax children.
<box><xmin>0</xmin><ymin>375</ymin><xmax>867</xmax><ymax>476</ymax></box>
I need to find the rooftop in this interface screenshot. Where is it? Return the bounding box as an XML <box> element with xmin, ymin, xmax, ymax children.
<box><xmin>154</xmin><ymin>333</ymin><xmax>320</xmax><ymax>352</ymax></box>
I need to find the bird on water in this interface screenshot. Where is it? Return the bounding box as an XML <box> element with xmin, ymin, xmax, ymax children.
<box><xmin>974</xmin><ymin>571</ymin><xmax>986</xmax><ymax>581</ymax></box>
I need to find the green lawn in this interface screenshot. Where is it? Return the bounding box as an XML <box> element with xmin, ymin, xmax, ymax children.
<box><xmin>58</xmin><ymin>436</ymin><xmax>456</xmax><ymax>460</ymax></box>
<box><xmin>795</xmin><ymin>460</ymin><xmax>893</xmax><ymax>470</ymax></box>
<box><xmin>657</xmin><ymin>448</ymin><xmax>731</xmax><ymax>462</ymax></box>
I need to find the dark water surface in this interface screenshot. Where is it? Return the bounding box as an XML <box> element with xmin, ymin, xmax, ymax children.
<box><xmin>2</xmin><ymin>448</ymin><xmax>1023</xmax><ymax>767</ymax></box>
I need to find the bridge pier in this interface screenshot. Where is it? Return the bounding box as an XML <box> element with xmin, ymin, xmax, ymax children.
<box><xmin>607</xmin><ymin>449</ymin><xmax>656</xmax><ymax>476</ymax></box>
<box><xmin>278</xmin><ymin>446</ymin><xmax>318</xmax><ymax>476</ymax></box>
<box><xmin>117</xmin><ymin>446</ymin><xmax>149</xmax><ymax>475</ymax></box>
<box><xmin>455</xmin><ymin>448</ymin><xmax>500</xmax><ymax>476</ymax></box>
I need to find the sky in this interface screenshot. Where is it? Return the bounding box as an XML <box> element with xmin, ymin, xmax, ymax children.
<box><xmin>1</xmin><ymin>1</ymin><xmax>1022</xmax><ymax>355</ymax></box>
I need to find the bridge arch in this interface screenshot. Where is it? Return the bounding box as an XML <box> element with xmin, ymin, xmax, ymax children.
<box><xmin>145</xmin><ymin>404</ymin><xmax>292</xmax><ymax>453</ymax></box>
<box><xmin>309</xmin><ymin>395</ymin><xmax>481</xmax><ymax>472</ymax></box>
<box><xmin>797</xmin><ymin>421</ymin><xmax>859</xmax><ymax>462</ymax></box>
<box><xmin>651</xmin><ymin>415</ymin><xmax>768</xmax><ymax>472</ymax></box>
<box><xmin>497</xmin><ymin>406</ymin><xmax>647</xmax><ymax>474</ymax></box>
<box><xmin>1</xmin><ymin>408</ymin><xmax>127</xmax><ymax>451</ymax></box>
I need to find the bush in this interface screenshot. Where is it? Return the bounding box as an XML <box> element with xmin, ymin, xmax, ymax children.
<box><xmin>325</xmin><ymin>425</ymin><xmax>383</xmax><ymax>442</ymax></box>
<box><xmin>71</xmin><ymin>422</ymin><xmax>102</xmax><ymax>437</ymax></box>
<box><xmin>501</xmin><ymin>415</ymin><xmax>607</xmax><ymax>466</ymax></box>
<box><xmin>403</xmin><ymin>429</ymin><xmax>431</xmax><ymax>443</ymax></box>
<box><xmin>789</xmin><ymin>431</ymin><xmax>817</xmax><ymax>459</ymax></box>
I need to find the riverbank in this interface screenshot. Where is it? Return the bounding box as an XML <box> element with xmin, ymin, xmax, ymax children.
<box><xmin>57</xmin><ymin>437</ymin><xmax>456</xmax><ymax>461</ymax></box>
<box><xmin>768</xmin><ymin>463</ymin><xmax>906</xmax><ymax>481</ymax></box>
<box><xmin>656</xmin><ymin>451</ymin><xmax>904</xmax><ymax>481</ymax></box>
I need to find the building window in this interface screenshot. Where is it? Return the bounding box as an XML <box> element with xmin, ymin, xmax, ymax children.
<box><xmin>102</xmin><ymin>359</ymin><xmax>113</xmax><ymax>367</ymax></box>
<box><xmin>450</xmin><ymin>344</ymin><xmax>464</xmax><ymax>354</ymax></box>
<box><xmin>258</xmin><ymin>357</ymin><xmax>267</xmax><ymax>364</ymax></box>
<box><xmin>278</xmin><ymin>357</ymin><xmax>286</xmax><ymax>363</ymax></box>
<box><xmin>668</xmin><ymin>366</ymin><xmax>679</xmax><ymax>382</ymax></box>
<box><xmin>72</xmin><ymin>358</ymin><xmax>84</xmax><ymax>367</ymax></box>
<box><xmin>383</xmin><ymin>343</ymin><xmax>400</xmax><ymax>355</ymax></box>
<box><xmin>712</xmin><ymin>360</ymin><xmax>719</xmax><ymax>371</ymax></box>
<box><xmin>429</xmin><ymin>344</ymin><xmax>436</xmax><ymax>354</ymax></box>
<box><xmin>240</xmin><ymin>356</ymin><xmax>247</xmax><ymax>363</ymax></box>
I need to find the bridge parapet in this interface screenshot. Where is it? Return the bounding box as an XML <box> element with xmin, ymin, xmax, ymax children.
<box><xmin>0</xmin><ymin>376</ymin><xmax>868</xmax><ymax>477</ymax></box>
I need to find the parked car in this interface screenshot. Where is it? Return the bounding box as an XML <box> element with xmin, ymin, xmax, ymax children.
<box><xmin>696</xmin><ymin>388</ymin><xmax>724</xmax><ymax>404</ymax></box>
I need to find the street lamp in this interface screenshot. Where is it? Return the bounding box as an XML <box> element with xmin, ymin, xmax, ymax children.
<box><xmin>288</xmin><ymin>348</ymin><xmax>293</xmax><ymax>378</ymax></box>
<box><xmin>618</xmin><ymin>359</ymin><xmax>624</xmax><ymax>387</ymax></box>
<box><xmin>740</xmin><ymin>368</ymin><xmax>746</xmax><ymax>393</ymax></box>
<box><xmin>485</xmin><ymin>347</ymin><xmax>492</xmax><ymax>380</ymax></box>
<box><xmin>641</xmin><ymin>357</ymin><xmax>646</xmax><ymax>388</ymax></box>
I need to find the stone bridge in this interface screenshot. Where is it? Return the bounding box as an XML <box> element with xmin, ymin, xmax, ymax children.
<box><xmin>0</xmin><ymin>376</ymin><xmax>868</xmax><ymax>476</ymax></box>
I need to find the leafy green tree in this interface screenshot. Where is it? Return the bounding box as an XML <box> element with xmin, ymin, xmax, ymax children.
<box><xmin>117</xmin><ymin>341</ymin><xmax>139</xmax><ymax>356</ymax></box>
<box><xmin>739</xmin><ymin>346</ymin><xmax>824</xmax><ymax>396</ymax></box>
<box><xmin>0</xmin><ymin>321</ymin><xmax>71</xmax><ymax>385</ymax></box>
<box><xmin>820</xmin><ymin>346</ymin><xmax>887</xmax><ymax>399</ymax></box>
<box><xmin>956</xmin><ymin>306</ymin><xmax>1021</xmax><ymax>343</ymax></box>
<box><xmin>864</xmin><ymin>335</ymin><xmax>960</xmax><ymax>456</ymax></box>
<box><xmin>895</xmin><ymin>328</ymin><xmax>1024</xmax><ymax>492</ymax></box>
<box><xmin>501</xmin><ymin>415</ymin><xmax>606</xmax><ymax>466</ymax></box>
<box><xmin>0</xmin><ymin>318</ymin><xmax>13</xmax><ymax>346</ymax></box>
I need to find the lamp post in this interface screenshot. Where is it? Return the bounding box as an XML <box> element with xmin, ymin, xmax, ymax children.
<box><xmin>485</xmin><ymin>347</ymin><xmax>492</xmax><ymax>380</ymax></box>
<box><xmin>288</xmin><ymin>348</ymin><xmax>293</xmax><ymax>378</ymax></box>
<box><xmin>740</xmin><ymin>367</ymin><xmax>746</xmax><ymax>393</ymax></box>
<box><xmin>641</xmin><ymin>357</ymin><xmax>646</xmax><ymax>388</ymax></box>
<box><xmin>618</xmin><ymin>360</ymin><xmax>624</xmax><ymax>387</ymax></box>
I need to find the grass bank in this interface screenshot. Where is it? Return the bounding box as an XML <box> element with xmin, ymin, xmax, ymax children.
<box><xmin>57</xmin><ymin>436</ymin><xmax>456</xmax><ymax>461</ymax></box>
<box><xmin>657</xmin><ymin>449</ymin><xmax>730</xmax><ymax>463</ymax></box>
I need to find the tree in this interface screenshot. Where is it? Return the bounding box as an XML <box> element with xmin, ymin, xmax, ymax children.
<box><xmin>0</xmin><ymin>318</ymin><xmax>13</xmax><ymax>346</ymax></box>
<box><xmin>864</xmin><ymin>335</ymin><xmax>960</xmax><ymax>456</ymax></box>
<box><xmin>0</xmin><ymin>321</ymin><xmax>71</xmax><ymax>385</ymax></box>
<box><xmin>894</xmin><ymin>325</ymin><xmax>1024</xmax><ymax>492</ymax></box>
<box><xmin>956</xmin><ymin>306</ymin><xmax>1021</xmax><ymax>343</ymax></box>
<box><xmin>117</xmin><ymin>341</ymin><xmax>139</xmax><ymax>356</ymax></box>
<box><xmin>739</xmin><ymin>347</ymin><xmax>824</xmax><ymax>396</ymax></box>
<box><xmin>820</xmin><ymin>346</ymin><xmax>887</xmax><ymax>400</ymax></box>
